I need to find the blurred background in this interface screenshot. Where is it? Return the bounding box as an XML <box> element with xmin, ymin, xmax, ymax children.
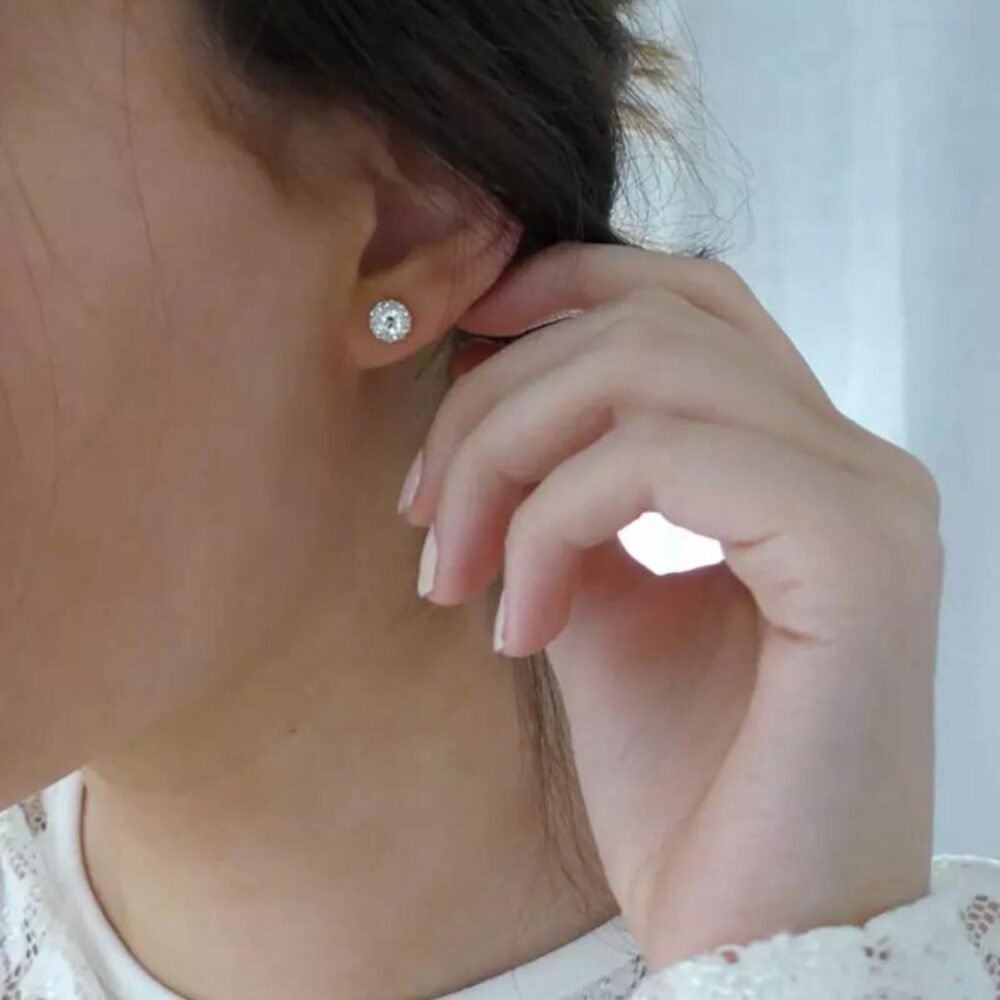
<box><xmin>616</xmin><ymin>0</ymin><xmax>1000</xmax><ymax>856</ymax></box>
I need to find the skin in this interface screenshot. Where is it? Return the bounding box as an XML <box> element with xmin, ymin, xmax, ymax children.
<box><xmin>1</xmin><ymin>3</ymin><xmax>614</xmax><ymax>998</ymax></box>
<box><xmin>417</xmin><ymin>249</ymin><xmax>942</xmax><ymax>965</ymax></box>
<box><xmin>0</xmin><ymin>1</ymin><xmax>943</xmax><ymax>997</ymax></box>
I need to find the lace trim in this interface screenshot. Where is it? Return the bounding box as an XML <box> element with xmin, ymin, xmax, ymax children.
<box><xmin>0</xmin><ymin>806</ymin><xmax>106</xmax><ymax>999</ymax></box>
<box><xmin>631</xmin><ymin>856</ymin><xmax>1000</xmax><ymax>999</ymax></box>
<box><xmin>3</xmin><ymin>783</ymin><xmax>1000</xmax><ymax>1000</ymax></box>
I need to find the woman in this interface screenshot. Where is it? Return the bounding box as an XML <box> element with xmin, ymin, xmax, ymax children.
<box><xmin>0</xmin><ymin>1</ymin><xmax>996</xmax><ymax>998</ymax></box>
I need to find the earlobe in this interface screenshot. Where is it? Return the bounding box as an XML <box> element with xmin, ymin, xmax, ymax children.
<box><xmin>345</xmin><ymin>130</ymin><xmax>523</xmax><ymax>371</ymax></box>
<box><xmin>349</xmin><ymin>213</ymin><xmax>522</xmax><ymax>370</ymax></box>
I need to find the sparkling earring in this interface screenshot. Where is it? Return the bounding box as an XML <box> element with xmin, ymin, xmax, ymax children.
<box><xmin>369</xmin><ymin>299</ymin><xmax>413</xmax><ymax>344</ymax></box>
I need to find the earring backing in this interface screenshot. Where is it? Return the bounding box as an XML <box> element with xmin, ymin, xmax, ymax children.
<box><xmin>369</xmin><ymin>299</ymin><xmax>413</xmax><ymax>344</ymax></box>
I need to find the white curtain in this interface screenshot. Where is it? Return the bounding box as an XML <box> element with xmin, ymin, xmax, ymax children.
<box><xmin>620</xmin><ymin>0</ymin><xmax>1000</xmax><ymax>855</ymax></box>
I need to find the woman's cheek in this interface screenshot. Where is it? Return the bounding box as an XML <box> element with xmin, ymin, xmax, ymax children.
<box><xmin>0</xmin><ymin>139</ymin><xmax>224</xmax><ymax>799</ymax></box>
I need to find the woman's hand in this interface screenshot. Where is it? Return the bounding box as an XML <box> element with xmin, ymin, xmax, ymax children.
<box><xmin>399</xmin><ymin>243</ymin><xmax>944</xmax><ymax>971</ymax></box>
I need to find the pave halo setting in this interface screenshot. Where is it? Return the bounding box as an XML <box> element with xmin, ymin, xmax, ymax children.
<box><xmin>368</xmin><ymin>299</ymin><xmax>413</xmax><ymax>344</ymax></box>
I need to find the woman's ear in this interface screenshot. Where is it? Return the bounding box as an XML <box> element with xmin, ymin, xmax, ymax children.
<box><xmin>346</xmin><ymin>134</ymin><xmax>523</xmax><ymax>371</ymax></box>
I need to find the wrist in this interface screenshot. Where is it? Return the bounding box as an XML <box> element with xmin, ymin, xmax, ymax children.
<box><xmin>636</xmin><ymin>868</ymin><xmax>932</xmax><ymax>972</ymax></box>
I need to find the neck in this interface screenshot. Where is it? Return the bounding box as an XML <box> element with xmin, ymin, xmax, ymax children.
<box><xmin>82</xmin><ymin>356</ymin><xmax>617</xmax><ymax>1000</ymax></box>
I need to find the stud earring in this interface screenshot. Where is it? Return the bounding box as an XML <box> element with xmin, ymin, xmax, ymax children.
<box><xmin>369</xmin><ymin>299</ymin><xmax>413</xmax><ymax>344</ymax></box>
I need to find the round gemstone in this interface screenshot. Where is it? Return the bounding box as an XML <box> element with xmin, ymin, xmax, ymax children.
<box><xmin>369</xmin><ymin>299</ymin><xmax>413</xmax><ymax>344</ymax></box>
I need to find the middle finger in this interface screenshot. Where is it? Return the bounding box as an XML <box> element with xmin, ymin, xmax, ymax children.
<box><xmin>424</xmin><ymin>323</ymin><xmax>860</xmax><ymax>604</ymax></box>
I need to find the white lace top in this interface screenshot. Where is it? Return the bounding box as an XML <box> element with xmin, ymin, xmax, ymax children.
<box><xmin>1</xmin><ymin>773</ymin><xmax>998</xmax><ymax>1000</ymax></box>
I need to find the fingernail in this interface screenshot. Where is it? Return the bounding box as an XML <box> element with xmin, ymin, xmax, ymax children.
<box><xmin>418</xmin><ymin>527</ymin><xmax>437</xmax><ymax>598</ymax></box>
<box><xmin>493</xmin><ymin>591</ymin><xmax>507</xmax><ymax>653</ymax></box>
<box><xmin>398</xmin><ymin>450</ymin><xmax>423</xmax><ymax>515</ymax></box>
<box><xmin>515</xmin><ymin>308</ymin><xmax>585</xmax><ymax>335</ymax></box>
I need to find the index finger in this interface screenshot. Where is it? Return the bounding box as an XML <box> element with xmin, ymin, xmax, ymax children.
<box><xmin>458</xmin><ymin>242</ymin><xmax>830</xmax><ymax>403</ymax></box>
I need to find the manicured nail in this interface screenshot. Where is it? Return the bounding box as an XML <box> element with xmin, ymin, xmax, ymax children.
<box><xmin>493</xmin><ymin>591</ymin><xmax>507</xmax><ymax>653</ymax></box>
<box><xmin>418</xmin><ymin>527</ymin><xmax>437</xmax><ymax>598</ymax></box>
<box><xmin>398</xmin><ymin>450</ymin><xmax>423</xmax><ymax>515</ymax></box>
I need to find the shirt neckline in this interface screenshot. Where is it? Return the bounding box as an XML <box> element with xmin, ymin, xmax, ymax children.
<box><xmin>39</xmin><ymin>772</ymin><xmax>641</xmax><ymax>1000</ymax></box>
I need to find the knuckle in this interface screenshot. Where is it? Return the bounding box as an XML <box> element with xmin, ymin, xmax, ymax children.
<box><xmin>504</xmin><ymin>502</ymin><xmax>537</xmax><ymax>560</ymax></box>
<box><xmin>622</xmin><ymin>413</ymin><xmax>677</xmax><ymax>451</ymax></box>
<box><xmin>600</xmin><ymin>296</ymin><xmax>679</xmax><ymax>356</ymax></box>
<box><xmin>787</xmin><ymin>474</ymin><xmax>944</xmax><ymax>608</ymax></box>
<box><xmin>696</xmin><ymin>258</ymin><xmax>753</xmax><ymax>301</ymax></box>
<box><xmin>880</xmin><ymin>443</ymin><xmax>944</xmax><ymax>525</ymax></box>
<box><xmin>622</xmin><ymin>285</ymin><xmax>678</xmax><ymax>317</ymax></box>
<box><xmin>865</xmin><ymin>479</ymin><xmax>944</xmax><ymax>573</ymax></box>
<box><xmin>566</xmin><ymin>341</ymin><xmax>620</xmax><ymax>397</ymax></box>
<box><xmin>595</xmin><ymin>316</ymin><xmax>652</xmax><ymax>359</ymax></box>
<box><xmin>839</xmin><ymin>423</ymin><xmax>944</xmax><ymax>528</ymax></box>
<box><xmin>895</xmin><ymin>498</ymin><xmax>945</xmax><ymax>565</ymax></box>
<box><xmin>903</xmin><ymin>454</ymin><xmax>943</xmax><ymax>523</ymax></box>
